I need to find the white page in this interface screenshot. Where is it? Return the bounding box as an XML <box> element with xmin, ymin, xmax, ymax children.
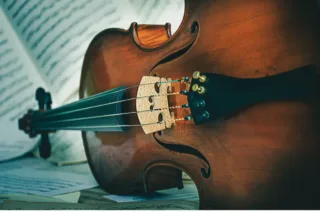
<box><xmin>0</xmin><ymin>8</ymin><xmax>48</xmax><ymax>162</ymax></box>
<box><xmin>0</xmin><ymin>8</ymin><xmax>47</xmax><ymax>122</ymax></box>
<box><xmin>104</xmin><ymin>183</ymin><xmax>199</xmax><ymax>203</ymax></box>
<box><xmin>0</xmin><ymin>191</ymin><xmax>81</xmax><ymax>203</ymax></box>
<box><xmin>52</xmin><ymin>191</ymin><xmax>80</xmax><ymax>203</ymax></box>
<box><xmin>0</xmin><ymin>200</ymin><xmax>199</xmax><ymax>210</ymax></box>
<box><xmin>129</xmin><ymin>0</ymin><xmax>184</xmax><ymax>34</ymax></box>
<box><xmin>1</xmin><ymin>0</ymin><xmax>137</xmax><ymax>103</ymax></box>
<box><xmin>0</xmin><ymin>119</ymin><xmax>39</xmax><ymax>162</ymax></box>
<box><xmin>0</xmin><ymin>157</ymin><xmax>98</xmax><ymax>196</ymax></box>
<box><xmin>0</xmin><ymin>194</ymin><xmax>66</xmax><ymax>203</ymax></box>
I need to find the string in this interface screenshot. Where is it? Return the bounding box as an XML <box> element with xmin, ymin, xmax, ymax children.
<box><xmin>48</xmin><ymin>79</ymin><xmax>183</xmax><ymax>111</ymax></box>
<box><xmin>34</xmin><ymin>92</ymin><xmax>180</xmax><ymax>121</ymax></box>
<box><xmin>33</xmin><ymin>79</ymin><xmax>184</xmax><ymax>121</ymax></box>
<box><xmin>33</xmin><ymin>106</ymin><xmax>183</xmax><ymax>126</ymax></box>
<box><xmin>33</xmin><ymin>92</ymin><xmax>181</xmax><ymax>122</ymax></box>
<box><xmin>36</xmin><ymin>121</ymin><xmax>163</xmax><ymax>131</ymax></box>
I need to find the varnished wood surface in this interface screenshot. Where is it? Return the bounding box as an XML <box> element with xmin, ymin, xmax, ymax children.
<box><xmin>80</xmin><ymin>0</ymin><xmax>320</xmax><ymax>209</ymax></box>
<box><xmin>135</xmin><ymin>23</ymin><xmax>172</xmax><ymax>48</ymax></box>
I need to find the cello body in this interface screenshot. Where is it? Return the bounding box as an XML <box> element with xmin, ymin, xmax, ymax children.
<box><xmin>79</xmin><ymin>0</ymin><xmax>319</xmax><ymax>209</ymax></box>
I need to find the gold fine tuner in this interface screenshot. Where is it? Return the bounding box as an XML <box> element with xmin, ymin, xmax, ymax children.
<box><xmin>192</xmin><ymin>84</ymin><xmax>206</xmax><ymax>94</ymax></box>
<box><xmin>192</xmin><ymin>71</ymin><xmax>207</xmax><ymax>83</ymax></box>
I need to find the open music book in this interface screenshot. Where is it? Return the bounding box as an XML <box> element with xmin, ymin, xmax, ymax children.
<box><xmin>0</xmin><ymin>0</ymin><xmax>184</xmax><ymax>164</ymax></box>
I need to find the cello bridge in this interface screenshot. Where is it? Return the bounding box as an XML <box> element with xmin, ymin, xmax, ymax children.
<box><xmin>136</xmin><ymin>76</ymin><xmax>175</xmax><ymax>134</ymax></box>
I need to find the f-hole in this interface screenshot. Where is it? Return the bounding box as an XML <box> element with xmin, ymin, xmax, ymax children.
<box><xmin>153</xmin><ymin>133</ymin><xmax>211</xmax><ymax>178</ymax></box>
<box><xmin>190</xmin><ymin>21</ymin><xmax>199</xmax><ymax>33</ymax></box>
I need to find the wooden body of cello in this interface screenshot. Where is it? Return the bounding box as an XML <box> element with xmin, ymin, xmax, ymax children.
<box><xmin>79</xmin><ymin>0</ymin><xmax>319</xmax><ymax>209</ymax></box>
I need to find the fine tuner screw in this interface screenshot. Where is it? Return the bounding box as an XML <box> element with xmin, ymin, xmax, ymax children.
<box><xmin>193</xmin><ymin>71</ymin><xmax>207</xmax><ymax>83</ymax></box>
<box><xmin>192</xmin><ymin>84</ymin><xmax>206</xmax><ymax>94</ymax></box>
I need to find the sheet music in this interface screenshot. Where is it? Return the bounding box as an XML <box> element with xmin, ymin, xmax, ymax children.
<box><xmin>0</xmin><ymin>200</ymin><xmax>199</xmax><ymax>210</ymax></box>
<box><xmin>0</xmin><ymin>157</ymin><xmax>98</xmax><ymax>196</ymax></box>
<box><xmin>0</xmin><ymin>8</ymin><xmax>45</xmax><ymax>162</ymax></box>
<box><xmin>0</xmin><ymin>8</ymin><xmax>47</xmax><ymax>122</ymax></box>
<box><xmin>0</xmin><ymin>191</ymin><xmax>81</xmax><ymax>203</ymax></box>
<box><xmin>0</xmin><ymin>194</ymin><xmax>66</xmax><ymax>203</ymax></box>
<box><xmin>1</xmin><ymin>0</ymin><xmax>136</xmax><ymax>103</ymax></box>
<box><xmin>79</xmin><ymin>187</ymin><xmax>116</xmax><ymax>204</ymax></box>
<box><xmin>0</xmin><ymin>119</ymin><xmax>39</xmax><ymax>162</ymax></box>
<box><xmin>104</xmin><ymin>183</ymin><xmax>199</xmax><ymax>203</ymax></box>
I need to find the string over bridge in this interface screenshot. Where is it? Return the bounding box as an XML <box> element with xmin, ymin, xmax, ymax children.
<box><xmin>136</xmin><ymin>76</ymin><xmax>176</xmax><ymax>134</ymax></box>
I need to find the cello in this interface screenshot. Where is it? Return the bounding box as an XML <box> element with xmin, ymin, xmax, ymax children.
<box><xmin>19</xmin><ymin>0</ymin><xmax>320</xmax><ymax>209</ymax></box>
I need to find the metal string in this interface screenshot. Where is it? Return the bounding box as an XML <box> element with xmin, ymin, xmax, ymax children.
<box><xmin>33</xmin><ymin>92</ymin><xmax>181</xmax><ymax>122</ymax></box>
<box><xmin>42</xmin><ymin>79</ymin><xmax>182</xmax><ymax>112</ymax></box>
<box><xmin>33</xmin><ymin>106</ymin><xmax>183</xmax><ymax>126</ymax></box>
<box><xmin>33</xmin><ymin>79</ymin><xmax>184</xmax><ymax>121</ymax></box>
<box><xmin>36</xmin><ymin>121</ymin><xmax>163</xmax><ymax>131</ymax></box>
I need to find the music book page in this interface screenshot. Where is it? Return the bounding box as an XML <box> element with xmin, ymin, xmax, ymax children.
<box><xmin>0</xmin><ymin>0</ymin><xmax>184</xmax><ymax>163</ymax></box>
<box><xmin>0</xmin><ymin>8</ymin><xmax>46</xmax><ymax>122</ymax></box>
<box><xmin>0</xmin><ymin>119</ymin><xmax>39</xmax><ymax>162</ymax></box>
<box><xmin>1</xmin><ymin>0</ymin><xmax>136</xmax><ymax>103</ymax></box>
<box><xmin>0</xmin><ymin>200</ymin><xmax>199</xmax><ymax>210</ymax></box>
<box><xmin>0</xmin><ymin>157</ymin><xmax>97</xmax><ymax>196</ymax></box>
<box><xmin>104</xmin><ymin>183</ymin><xmax>199</xmax><ymax>203</ymax></box>
<box><xmin>0</xmin><ymin>8</ymin><xmax>44</xmax><ymax>162</ymax></box>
